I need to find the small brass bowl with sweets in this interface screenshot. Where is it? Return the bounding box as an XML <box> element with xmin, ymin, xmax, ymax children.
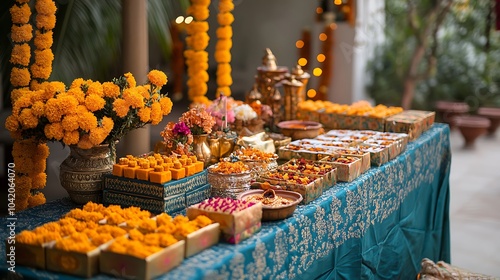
<box><xmin>238</xmin><ymin>189</ymin><xmax>303</xmax><ymax>221</ymax></box>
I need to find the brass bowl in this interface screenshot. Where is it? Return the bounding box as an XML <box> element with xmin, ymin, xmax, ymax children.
<box><xmin>277</xmin><ymin>120</ymin><xmax>323</xmax><ymax>140</ymax></box>
<box><xmin>237</xmin><ymin>189</ymin><xmax>302</xmax><ymax>221</ymax></box>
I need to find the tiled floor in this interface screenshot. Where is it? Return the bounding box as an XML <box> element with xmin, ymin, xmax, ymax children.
<box><xmin>448</xmin><ymin>128</ymin><xmax>500</xmax><ymax>277</ymax></box>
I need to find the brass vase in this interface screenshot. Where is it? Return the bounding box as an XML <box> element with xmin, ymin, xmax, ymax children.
<box><xmin>208</xmin><ymin>136</ymin><xmax>236</xmax><ymax>164</ymax></box>
<box><xmin>59</xmin><ymin>144</ymin><xmax>114</xmax><ymax>204</ymax></box>
<box><xmin>192</xmin><ymin>134</ymin><xmax>211</xmax><ymax>168</ymax></box>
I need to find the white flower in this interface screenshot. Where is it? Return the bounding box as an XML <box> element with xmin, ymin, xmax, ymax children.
<box><xmin>233</xmin><ymin>104</ymin><xmax>257</xmax><ymax>121</ymax></box>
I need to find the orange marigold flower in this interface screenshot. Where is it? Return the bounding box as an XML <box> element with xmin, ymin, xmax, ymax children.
<box><xmin>113</xmin><ymin>99</ymin><xmax>129</xmax><ymax>117</ymax></box>
<box><xmin>137</xmin><ymin>86</ymin><xmax>150</xmax><ymax>99</ymax></box>
<box><xmin>191</xmin><ymin>32</ymin><xmax>210</xmax><ymax>51</ymax></box>
<box><xmin>77</xmin><ymin>134</ymin><xmax>93</xmax><ymax>149</ymax></box>
<box><xmin>36</xmin><ymin>14</ymin><xmax>56</xmax><ymax>30</ymax></box>
<box><xmin>14</xmin><ymin>155</ymin><xmax>33</xmax><ymax>175</ymax></box>
<box><xmin>188</xmin><ymin>83</ymin><xmax>208</xmax><ymax>97</ymax></box>
<box><xmin>10</xmin><ymin>43</ymin><xmax>30</xmax><ymax>66</ymax></box>
<box><xmin>19</xmin><ymin>108</ymin><xmax>39</xmax><ymax>129</ymax></box>
<box><xmin>137</xmin><ymin>107</ymin><xmax>151</xmax><ymax>123</ymax></box>
<box><xmin>191</xmin><ymin>95</ymin><xmax>210</xmax><ymax>105</ymax></box>
<box><xmin>101</xmin><ymin>116</ymin><xmax>114</xmax><ymax>133</ymax></box>
<box><xmin>33</xmin><ymin>143</ymin><xmax>50</xmax><ymax>161</ymax></box>
<box><xmin>216</xmin><ymin>26</ymin><xmax>232</xmax><ymax>39</ymax></box>
<box><xmin>12</xmin><ymin>94</ymin><xmax>32</xmax><ymax>116</ymax></box>
<box><xmin>216</xmin><ymin>86</ymin><xmax>231</xmax><ymax>97</ymax></box>
<box><xmin>186</xmin><ymin>21</ymin><xmax>209</xmax><ymax>35</ymax></box>
<box><xmin>187</xmin><ymin>6</ymin><xmax>210</xmax><ymax>21</ymax></box>
<box><xmin>44</xmin><ymin>98</ymin><xmax>62</xmax><ymax>122</ymax></box>
<box><xmin>30</xmin><ymin>173</ymin><xmax>47</xmax><ymax>189</ymax></box>
<box><xmin>219</xmin><ymin>1</ymin><xmax>235</xmax><ymax>13</ymax></box>
<box><xmin>5</xmin><ymin>115</ymin><xmax>19</xmax><ymax>132</ymax></box>
<box><xmin>159</xmin><ymin>234</ymin><xmax>178</xmax><ymax>247</ymax></box>
<box><xmin>16</xmin><ymin>230</ymin><xmax>38</xmax><ymax>245</ymax></box>
<box><xmin>31</xmin><ymin>159</ymin><xmax>46</xmax><ymax>174</ymax></box>
<box><xmin>63</xmin><ymin>130</ymin><xmax>80</xmax><ymax>146</ymax></box>
<box><xmin>70</xmin><ymin>78</ymin><xmax>85</xmax><ymax>89</ymax></box>
<box><xmin>28</xmin><ymin>194</ymin><xmax>47</xmax><ymax>207</ymax></box>
<box><xmin>159</xmin><ymin>97</ymin><xmax>173</xmax><ymax>115</ymax></box>
<box><xmin>215</xmin><ymin>39</ymin><xmax>232</xmax><ymax>51</ymax></box>
<box><xmin>78</xmin><ymin>111</ymin><xmax>98</xmax><ymax>132</ymax></box>
<box><xmin>216</xmin><ymin>73</ymin><xmax>233</xmax><ymax>87</ymax></box>
<box><xmin>124</xmin><ymin>72</ymin><xmax>136</xmax><ymax>88</ymax></box>
<box><xmin>34</xmin><ymin>49</ymin><xmax>54</xmax><ymax>67</ymax></box>
<box><xmin>150</xmin><ymin>102</ymin><xmax>162</xmax><ymax>125</ymax></box>
<box><xmin>66</xmin><ymin>87</ymin><xmax>85</xmax><ymax>104</ymax></box>
<box><xmin>10</xmin><ymin>67</ymin><xmax>30</xmax><ymax>87</ymax></box>
<box><xmin>61</xmin><ymin>114</ymin><xmax>79</xmax><ymax>131</ymax></box>
<box><xmin>11</xmin><ymin>24</ymin><xmax>33</xmax><ymax>43</ymax></box>
<box><xmin>87</xmin><ymin>81</ymin><xmax>104</xmax><ymax>97</ymax></box>
<box><xmin>217</xmin><ymin>63</ymin><xmax>231</xmax><ymax>76</ymax></box>
<box><xmin>45</xmin><ymin>81</ymin><xmax>66</xmax><ymax>96</ymax></box>
<box><xmin>44</xmin><ymin>122</ymin><xmax>64</xmax><ymax>140</ymax></box>
<box><xmin>102</xmin><ymin>82</ymin><xmax>120</xmax><ymax>98</ymax></box>
<box><xmin>58</xmin><ymin>95</ymin><xmax>79</xmax><ymax>115</ymax></box>
<box><xmin>10</xmin><ymin>3</ymin><xmax>31</xmax><ymax>24</ymax></box>
<box><xmin>76</xmin><ymin>104</ymin><xmax>88</xmax><ymax>115</ymax></box>
<box><xmin>217</xmin><ymin>12</ymin><xmax>234</xmax><ymax>26</ymax></box>
<box><xmin>214</xmin><ymin>50</ymin><xmax>231</xmax><ymax>63</ymax></box>
<box><xmin>35</xmin><ymin>0</ymin><xmax>57</xmax><ymax>15</ymax></box>
<box><xmin>30</xmin><ymin>64</ymin><xmax>52</xmax><ymax>79</ymax></box>
<box><xmin>123</xmin><ymin>88</ymin><xmax>144</xmax><ymax>109</ymax></box>
<box><xmin>85</xmin><ymin>94</ymin><xmax>106</xmax><ymax>112</ymax></box>
<box><xmin>89</xmin><ymin>127</ymin><xmax>107</xmax><ymax>146</ymax></box>
<box><xmin>10</xmin><ymin>88</ymin><xmax>30</xmax><ymax>103</ymax></box>
<box><xmin>147</xmin><ymin>70</ymin><xmax>168</xmax><ymax>87</ymax></box>
<box><xmin>34</xmin><ymin>30</ymin><xmax>54</xmax><ymax>50</ymax></box>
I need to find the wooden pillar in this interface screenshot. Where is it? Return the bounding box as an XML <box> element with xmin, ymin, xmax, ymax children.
<box><xmin>120</xmin><ymin>0</ymin><xmax>150</xmax><ymax>156</ymax></box>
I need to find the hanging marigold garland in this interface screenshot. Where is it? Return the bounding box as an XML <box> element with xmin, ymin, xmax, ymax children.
<box><xmin>215</xmin><ymin>0</ymin><xmax>234</xmax><ymax>97</ymax></box>
<box><xmin>185</xmin><ymin>0</ymin><xmax>211</xmax><ymax>105</ymax></box>
<box><xmin>7</xmin><ymin>0</ymin><xmax>57</xmax><ymax>211</ymax></box>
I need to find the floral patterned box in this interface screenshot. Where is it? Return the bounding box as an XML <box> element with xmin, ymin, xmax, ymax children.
<box><xmin>363</xmin><ymin>139</ymin><xmax>400</xmax><ymax>160</ymax></box>
<box><xmin>103</xmin><ymin>170</ymin><xmax>208</xmax><ymax>199</ymax></box>
<box><xmin>278</xmin><ymin>159</ymin><xmax>338</xmax><ymax>190</ymax></box>
<box><xmin>100</xmin><ymin>239</ymin><xmax>185</xmax><ymax>279</ymax></box>
<box><xmin>358</xmin><ymin>115</ymin><xmax>387</xmax><ymax>131</ymax></box>
<box><xmin>296</xmin><ymin>109</ymin><xmax>321</xmax><ymax>122</ymax></box>
<box><xmin>319</xmin><ymin>113</ymin><xmax>360</xmax><ymax>130</ymax></box>
<box><xmin>45</xmin><ymin>242</ymin><xmax>101</xmax><ymax>278</ymax></box>
<box><xmin>355</xmin><ymin>144</ymin><xmax>390</xmax><ymax>167</ymax></box>
<box><xmin>186</xmin><ymin>201</ymin><xmax>263</xmax><ymax>244</ymax></box>
<box><xmin>384</xmin><ymin>111</ymin><xmax>434</xmax><ymax>141</ymax></box>
<box><xmin>320</xmin><ymin>156</ymin><xmax>363</xmax><ymax>182</ymax></box>
<box><xmin>103</xmin><ymin>191</ymin><xmax>186</xmax><ymax>215</ymax></box>
<box><xmin>327</xmin><ymin>148</ymin><xmax>371</xmax><ymax>174</ymax></box>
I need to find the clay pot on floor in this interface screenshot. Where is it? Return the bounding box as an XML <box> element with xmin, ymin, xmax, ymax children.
<box><xmin>435</xmin><ymin>101</ymin><xmax>470</xmax><ymax>129</ymax></box>
<box><xmin>477</xmin><ymin>107</ymin><xmax>500</xmax><ymax>136</ymax></box>
<box><xmin>454</xmin><ymin>115</ymin><xmax>491</xmax><ymax>148</ymax></box>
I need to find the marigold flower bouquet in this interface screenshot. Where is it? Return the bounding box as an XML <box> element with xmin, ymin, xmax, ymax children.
<box><xmin>6</xmin><ymin>70</ymin><xmax>173</xmax><ymax>155</ymax></box>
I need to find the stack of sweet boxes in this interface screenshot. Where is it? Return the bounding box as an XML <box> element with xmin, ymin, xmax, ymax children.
<box><xmin>103</xmin><ymin>154</ymin><xmax>210</xmax><ymax>214</ymax></box>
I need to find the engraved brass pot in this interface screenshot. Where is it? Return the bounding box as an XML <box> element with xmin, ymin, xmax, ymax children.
<box><xmin>59</xmin><ymin>144</ymin><xmax>114</xmax><ymax>204</ymax></box>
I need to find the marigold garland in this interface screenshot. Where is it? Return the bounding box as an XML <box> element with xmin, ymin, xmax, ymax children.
<box><xmin>215</xmin><ymin>0</ymin><xmax>234</xmax><ymax>97</ymax></box>
<box><xmin>185</xmin><ymin>0</ymin><xmax>211</xmax><ymax>103</ymax></box>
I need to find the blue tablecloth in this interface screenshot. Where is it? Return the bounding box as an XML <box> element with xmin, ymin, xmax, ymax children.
<box><xmin>0</xmin><ymin>124</ymin><xmax>451</xmax><ymax>280</ymax></box>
